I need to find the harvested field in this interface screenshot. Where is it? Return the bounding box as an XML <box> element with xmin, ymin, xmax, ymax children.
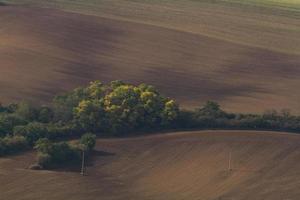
<box><xmin>0</xmin><ymin>2</ymin><xmax>299</xmax><ymax>199</ymax></box>
<box><xmin>0</xmin><ymin>1</ymin><xmax>300</xmax><ymax>113</ymax></box>
<box><xmin>1</xmin><ymin>130</ymin><xmax>300</xmax><ymax>200</ymax></box>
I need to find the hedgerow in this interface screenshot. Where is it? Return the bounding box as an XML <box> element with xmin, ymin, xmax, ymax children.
<box><xmin>0</xmin><ymin>80</ymin><xmax>299</xmax><ymax>158</ymax></box>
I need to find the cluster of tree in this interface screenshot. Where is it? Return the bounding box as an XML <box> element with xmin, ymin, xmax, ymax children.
<box><xmin>53</xmin><ymin>80</ymin><xmax>179</xmax><ymax>134</ymax></box>
<box><xmin>0</xmin><ymin>102</ymin><xmax>54</xmax><ymax>137</ymax></box>
<box><xmin>34</xmin><ymin>133</ymin><xmax>96</xmax><ymax>169</ymax></box>
<box><xmin>0</xmin><ymin>80</ymin><xmax>300</xmax><ymax>159</ymax></box>
<box><xmin>0</xmin><ymin>102</ymin><xmax>75</xmax><ymax>156</ymax></box>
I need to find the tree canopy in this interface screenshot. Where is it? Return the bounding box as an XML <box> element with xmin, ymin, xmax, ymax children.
<box><xmin>69</xmin><ymin>81</ymin><xmax>179</xmax><ymax>134</ymax></box>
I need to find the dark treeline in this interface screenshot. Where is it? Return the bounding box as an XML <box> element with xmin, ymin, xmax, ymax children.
<box><xmin>178</xmin><ymin>101</ymin><xmax>300</xmax><ymax>132</ymax></box>
<box><xmin>1</xmin><ymin>80</ymin><xmax>300</xmax><ymax>158</ymax></box>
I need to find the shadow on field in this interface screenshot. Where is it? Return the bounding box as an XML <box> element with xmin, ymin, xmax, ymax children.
<box><xmin>87</xmin><ymin>150</ymin><xmax>116</xmax><ymax>167</ymax></box>
<box><xmin>92</xmin><ymin>150</ymin><xmax>115</xmax><ymax>157</ymax></box>
<box><xmin>52</xmin><ymin>150</ymin><xmax>115</xmax><ymax>173</ymax></box>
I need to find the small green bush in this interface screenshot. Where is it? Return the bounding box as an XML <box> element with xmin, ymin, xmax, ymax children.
<box><xmin>35</xmin><ymin>139</ymin><xmax>80</xmax><ymax>168</ymax></box>
<box><xmin>0</xmin><ymin>136</ymin><xmax>28</xmax><ymax>156</ymax></box>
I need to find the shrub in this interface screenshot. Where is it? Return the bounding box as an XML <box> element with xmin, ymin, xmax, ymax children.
<box><xmin>13</xmin><ymin>122</ymin><xmax>48</xmax><ymax>145</ymax></box>
<box><xmin>175</xmin><ymin>110</ymin><xmax>196</xmax><ymax>128</ymax></box>
<box><xmin>35</xmin><ymin>139</ymin><xmax>80</xmax><ymax>168</ymax></box>
<box><xmin>0</xmin><ymin>113</ymin><xmax>27</xmax><ymax>137</ymax></box>
<box><xmin>0</xmin><ymin>103</ymin><xmax>5</xmax><ymax>113</ymax></box>
<box><xmin>181</xmin><ymin>102</ymin><xmax>300</xmax><ymax>132</ymax></box>
<box><xmin>0</xmin><ymin>136</ymin><xmax>28</xmax><ymax>156</ymax></box>
<box><xmin>44</xmin><ymin>123</ymin><xmax>75</xmax><ymax>140</ymax></box>
<box><xmin>13</xmin><ymin>122</ymin><xmax>75</xmax><ymax>145</ymax></box>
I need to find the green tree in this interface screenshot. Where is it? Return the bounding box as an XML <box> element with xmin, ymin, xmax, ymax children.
<box><xmin>86</xmin><ymin>81</ymin><xmax>106</xmax><ymax>100</ymax></box>
<box><xmin>104</xmin><ymin>84</ymin><xmax>142</xmax><ymax>133</ymax></box>
<box><xmin>161</xmin><ymin>100</ymin><xmax>179</xmax><ymax>126</ymax></box>
<box><xmin>38</xmin><ymin>106</ymin><xmax>54</xmax><ymax>123</ymax></box>
<box><xmin>79</xmin><ymin>133</ymin><xmax>96</xmax><ymax>151</ymax></box>
<box><xmin>51</xmin><ymin>80</ymin><xmax>179</xmax><ymax>134</ymax></box>
<box><xmin>74</xmin><ymin>100</ymin><xmax>106</xmax><ymax>132</ymax></box>
<box><xmin>196</xmin><ymin>101</ymin><xmax>226</xmax><ymax>118</ymax></box>
<box><xmin>15</xmin><ymin>102</ymin><xmax>37</xmax><ymax>121</ymax></box>
<box><xmin>53</xmin><ymin>87</ymin><xmax>88</xmax><ymax>122</ymax></box>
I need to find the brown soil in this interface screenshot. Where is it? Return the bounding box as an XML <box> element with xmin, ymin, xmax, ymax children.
<box><xmin>1</xmin><ymin>130</ymin><xmax>300</xmax><ymax>200</ymax></box>
<box><xmin>0</xmin><ymin>5</ymin><xmax>299</xmax><ymax>113</ymax></box>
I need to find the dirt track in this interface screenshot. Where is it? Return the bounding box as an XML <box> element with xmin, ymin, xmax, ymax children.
<box><xmin>0</xmin><ymin>5</ymin><xmax>300</xmax><ymax>113</ymax></box>
<box><xmin>1</xmin><ymin>130</ymin><xmax>300</xmax><ymax>200</ymax></box>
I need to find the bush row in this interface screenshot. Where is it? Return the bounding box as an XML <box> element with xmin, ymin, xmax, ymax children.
<box><xmin>177</xmin><ymin>102</ymin><xmax>300</xmax><ymax>132</ymax></box>
<box><xmin>13</xmin><ymin>122</ymin><xmax>76</xmax><ymax>145</ymax></box>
